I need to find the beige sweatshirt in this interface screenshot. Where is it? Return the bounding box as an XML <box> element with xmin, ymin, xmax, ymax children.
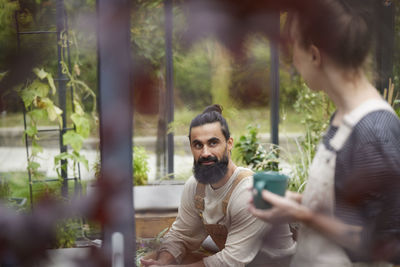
<box><xmin>159</xmin><ymin>167</ymin><xmax>296</xmax><ymax>267</ymax></box>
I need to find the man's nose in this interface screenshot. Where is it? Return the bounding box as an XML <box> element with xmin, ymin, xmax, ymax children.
<box><xmin>201</xmin><ymin>146</ymin><xmax>212</xmax><ymax>158</ymax></box>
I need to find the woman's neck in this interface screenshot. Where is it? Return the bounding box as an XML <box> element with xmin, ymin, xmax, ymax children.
<box><xmin>322</xmin><ymin>66</ymin><xmax>381</xmax><ymax>126</ymax></box>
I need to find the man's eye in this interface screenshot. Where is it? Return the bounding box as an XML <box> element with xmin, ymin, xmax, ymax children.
<box><xmin>210</xmin><ymin>141</ymin><xmax>218</xmax><ymax>146</ymax></box>
<box><xmin>194</xmin><ymin>143</ymin><xmax>203</xmax><ymax>149</ymax></box>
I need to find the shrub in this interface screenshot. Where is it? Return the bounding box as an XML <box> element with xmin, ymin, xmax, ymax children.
<box><xmin>0</xmin><ymin>176</ymin><xmax>10</xmax><ymax>199</ymax></box>
<box><xmin>133</xmin><ymin>146</ymin><xmax>149</xmax><ymax>186</ymax></box>
<box><xmin>93</xmin><ymin>145</ymin><xmax>150</xmax><ymax>186</ymax></box>
<box><xmin>174</xmin><ymin>43</ymin><xmax>213</xmax><ymax>110</ymax></box>
<box><xmin>234</xmin><ymin>125</ymin><xmax>279</xmax><ymax>172</ymax></box>
<box><xmin>293</xmin><ymin>81</ymin><xmax>333</xmax><ymax>160</ymax></box>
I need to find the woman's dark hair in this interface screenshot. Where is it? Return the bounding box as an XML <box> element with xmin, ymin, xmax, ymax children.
<box><xmin>189</xmin><ymin>104</ymin><xmax>230</xmax><ymax>141</ymax></box>
<box><xmin>285</xmin><ymin>0</ymin><xmax>374</xmax><ymax>69</ymax></box>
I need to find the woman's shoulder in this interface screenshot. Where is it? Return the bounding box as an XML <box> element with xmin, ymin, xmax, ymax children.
<box><xmin>352</xmin><ymin>110</ymin><xmax>400</xmax><ymax>144</ymax></box>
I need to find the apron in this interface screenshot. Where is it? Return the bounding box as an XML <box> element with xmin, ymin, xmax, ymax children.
<box><xmin>291</xmin><ymin>99</ymin><xmax>395</xmax><ymax>267</ymax></box>
<box><xmin>194</xmin><ymin>169</ymin><xmax>254</xmax><ymax>250</ymax></box>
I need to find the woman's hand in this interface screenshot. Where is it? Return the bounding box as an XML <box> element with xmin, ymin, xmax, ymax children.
<box><xmin>285</xmin><ymin>190</ymin><xmax>302</xmax><ymax>204</ymax></box>
<box><xmin>248</xmin><ymin>190</ymin><xmax>311</xmax><ymax>224</ymax></box>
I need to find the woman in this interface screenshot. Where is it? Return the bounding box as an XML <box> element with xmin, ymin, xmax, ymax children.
<box><xmin>249</xmin><ymin>0</ymin><xmax>400</xmax><ymax>266</ymax></box>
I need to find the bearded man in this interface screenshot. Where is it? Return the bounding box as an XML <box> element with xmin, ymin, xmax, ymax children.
<box><xmin>141</xmin><ymin>104</ymin><xmax>296</xmax><ymax>267</ymax></box>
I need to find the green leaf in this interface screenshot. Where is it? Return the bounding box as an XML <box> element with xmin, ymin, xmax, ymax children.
<box><xmin>47</xmin><ymin>73</ymin><xmax>56</xmax><ymax>95</ymax></box>
<box><xmin>30</xmin><ymin>80</ymin><xmax>49</xmax><ymax>98</ymax></box>
<box><xmin>54</xmin><ymin>152</ymin><xmax>70</xmax><ymax>177</ymax></box>
<box><xmin>20</xmin><ymin>88</ymin><xmax>37</xmax><ymax>109</ymax></box>
<box><xmin>54</xmin><ymin>152</ymin><xmax>70</xmax><ymax>164</ymax></box>
<box><xmin>40</xmin><ymin>98</ymin><xmax>63</xmax><ymax>125</ymax></box>
<box><xmin>28</xmin><ymin>161</ymin><xmax>40</xmax><ymax>172</ymax></box>
<box><xmin>0</xmin><ymin>71</ymin><xmax>8</xmax><ymax>81</ymax></box>
<box><xmin>33</xmin><ymin>68</ymin><xmax>56</xmax><ymax>94</ymax></box>
<box><xmin>34</xmin><ymin>68</ymin><xmax>48</xmax><ymax>80</ymax></box>
<box><xmin>28</xmin><ymin>109</ymin><xmax>47</xmax><ymax>121</ymax></box>
<box><xmin>31</xmin><ymin>139</ymin><xmax>43</xmax><ymax>155</ymax></box>
<box><xmin>73</xmin><ymin>100</ymin><xmax>85</xmax><ymax>116</ymax></box>
<box><xmin>133</xmin><ymin>146</ymin><xmax>149</xmax><ymax>185</ymax></box>
<box><xmin>47</xmin><ymin>104</ymin><xmax>63</xmax><ymax>123</ymax></box>
<box><xmin>72</xmin><ymin>151</ymin><xmax>89</xmax><ymax>170</ymax></box>
<box><xmin>71</xmin><ymin>113</ymin><xmax>90</xmax><ymax>138</ymax></box>
<box><xmin>25</xmin><ymin>125</ymin><xmax>38</xmax><ymax>137</ymax></box>
<box><xmin>63</xmin><ymin>131</ymin><xmax>84</xmax><ymax>152</ymax></box>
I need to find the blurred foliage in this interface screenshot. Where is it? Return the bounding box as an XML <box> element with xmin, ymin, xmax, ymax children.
<box><xmin>0</xmin><ymin>0</ymin><xmax>324</xmax><ymax>122</ymax></box>
<box><xmin>17</xmin><ymin>68</ymin><xmax>62</xmax><ymax>181</ymax></box>
<box><xmin>136</xmin><ymin>227</ymin><xmax>169</xmax><ymax>266</ymax></box>
<box><xmin>174</xmin><ymin>42</ymin><xmax>213</xmax><ymax>110</ymax></box>
<box><xmin>229</xmin><ymin>34</ymin><xmax>300</xmax><ymax>108</ymax></box>
<box><xmin>234</xmin><ymin>125</ymin><xmax>279</xmax><ymax>172</ymax></box>
<box><xmin>233</xmin><ymin>80</ymin><xmax>333</xmax><ymax>192</ymax></box>
<box><xmin>94</xmin><ymin>145</ymin><xmax>150</xmax><ymax>186</ymax></box>
<box><xmin>0</xmin><ymin>0</ymin><xmax>19</xmax><ymax>71</ymax></box>
<box><xmin>133</xmin><ymin>146</ymin><xmax>149</xmax><ymax>186</ymax></box>
<box><xmin>382</xmin><ymin>78</ymin><xmax>400</xmax><ymax>117</ymax></box>
<box><xmin>230</xmin><ymin>36</ymin><xmax>270</xmax><ymax>107</ymax></box>
<box><xmin>0</xmin><ymin>176</ymin><xmax>11</xmax><ymax>199</ymax></box>
<box><xmin>55</xmin><ymin>219</ymin><xmax>81</xmax><ymax>248</ymax></box>
<box><xmin>130</xmin><ymin>0</ymin><xmax>185</xmax><ymax>75</ymax></box>
<box><xmin>0</xmin><ymin>171</ymin><xmax>88</xmax><ymax>248</ymax></box>
<box><xmin>1</xmin><ymin>171</ymin><xmax>87</xmax><ymax>207</ymax></box>
<box><xmin>284</xmin><ymin>135</ymin><xmax>314</xmax><ymax>193</ymax></box>
<box><xmin>208</xmin><ymin>40</ymin><xmax>235</xmax><ymax>110</ymax></box>
<box><xmin>16</xmin><ymin>67</ymin><xmax>91</xmax><ymax>182</ymax></box>
<box><xmin>283</xmin><ymin>81</ymin><xmax>333</xmax><ymax>192</ymax></box>
<box><xmin>1</xmin><ymin>0</ymin><xmax>400</xmax><ymax>117</ymax></box>
<box><xmin>293</xmin><ymin>80</ymin><xmax>333</xmax><ymax>159</ymax></box>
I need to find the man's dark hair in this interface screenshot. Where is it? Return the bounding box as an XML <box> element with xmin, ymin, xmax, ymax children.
<box><xmin>189</xmin><ymin>104</ymin><xmax>230</xmax><ymax>141</ymax></box>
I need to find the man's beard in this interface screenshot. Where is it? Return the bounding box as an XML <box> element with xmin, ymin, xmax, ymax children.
<box><xmin>193</xmin><ymin>152</ymin><xmax>229</xmax><ymax>184</ymax></box>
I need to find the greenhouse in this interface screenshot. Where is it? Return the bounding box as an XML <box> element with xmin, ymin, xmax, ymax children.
<box><xmin>0</xmin><ymin>0</ymin><xmax>399</xmax><ymax>266</ymax></box>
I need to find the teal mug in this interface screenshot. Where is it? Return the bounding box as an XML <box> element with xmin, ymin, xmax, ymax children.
<box><xmin>253</xmin><ymin>171</ymin><xmax>288</xmax><ymax>209</ymax></box>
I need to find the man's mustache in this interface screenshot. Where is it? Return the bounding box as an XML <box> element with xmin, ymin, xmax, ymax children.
<box><xmin>197</xmin><ymin>156</ymin><xmax>218</xmax><ymax>164</ymax></box>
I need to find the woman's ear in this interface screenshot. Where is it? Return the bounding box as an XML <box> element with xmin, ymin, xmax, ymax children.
<box><xmin>310</xmin><ymin>45</ymin><xmax>321</xmax><ymax>67</ymax></box>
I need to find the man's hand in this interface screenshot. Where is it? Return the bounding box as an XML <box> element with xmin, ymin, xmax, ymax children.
<box><xmin>140</xmin><ymin>251</ymin><xmax>178</xmax><ymax>267</ymax></box>
<box><xmin>248</xmin><ymin>190</ymin><xmax>311</xmax><ymax>224</ymax></box>
<box><xmin>140</xmin><ymin>258</ymin><xmax>205</xmax><ymax>267</ymax></box>
<box><xmin>140</xmin><ymin>258</ymin><xmax>164</xmax><ymax>267</ymax></box>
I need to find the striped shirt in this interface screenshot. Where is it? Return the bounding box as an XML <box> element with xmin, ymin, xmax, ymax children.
<box><xmin>323</xmin><ymin>110</ymin><xmax>400</xmax><ymax>263</ymax></box>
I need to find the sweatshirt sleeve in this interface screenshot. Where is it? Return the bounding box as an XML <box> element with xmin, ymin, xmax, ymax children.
<box><xmin>158</xmin><ymin>177</ymin><xmax>208</xmax><ymax>263</ymax></box>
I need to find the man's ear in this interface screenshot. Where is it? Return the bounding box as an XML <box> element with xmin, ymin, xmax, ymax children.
<box><xmin>310</xmin><ymin>45</ymin><xmax>321</xmax><ymax>67</ymax></box>
<box><xmin>227</xmin><ymin>137</ymin><xmax>234</xmax><ymax>151</ymax></box>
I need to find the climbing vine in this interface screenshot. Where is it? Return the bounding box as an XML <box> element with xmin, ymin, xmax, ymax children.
<box><xmin>17</xmin><ymin>30</ymin><xmax>97</xmax><ymax>188</ymax></box>
<box><xmin>18</xmin><ymin>67</ymin><xmax>62</xmax><ymax>181</ymax></box>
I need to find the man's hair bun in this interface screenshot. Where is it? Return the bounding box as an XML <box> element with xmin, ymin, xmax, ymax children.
<box><xmin>202</xmin><ymin>104</ymin><xmax>223</xmax><ymax>115</ymax></box>
<box><xmin>189</xmin><ymin>103</ymin><xmax>230</xmax><ymax>140</ymax></box>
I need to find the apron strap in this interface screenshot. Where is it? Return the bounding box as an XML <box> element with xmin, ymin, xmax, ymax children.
<box><xmin>195</xmin><ymin>183</ymin><xmax>206</xmax><ymax>218</ymax></box>
<box><xmin>221</xmin><ymin>170</ymin><xmax>254</xmax><ymax>216</ymax></box>
<box><xmin>194</xmin><ymin>169</ymin><xmax>254</xmax><ymax>218</ymax></box>
<box><xmin>330</xmin><ymin>99</ymin><xmax>395</xmax><ymax>151</ymax></box>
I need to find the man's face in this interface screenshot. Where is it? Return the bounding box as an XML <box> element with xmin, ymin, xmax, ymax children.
<box><xmin>190</xmin><ymin>122</ymin><xmax>233</xmax><ymax>184</ymax></box>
